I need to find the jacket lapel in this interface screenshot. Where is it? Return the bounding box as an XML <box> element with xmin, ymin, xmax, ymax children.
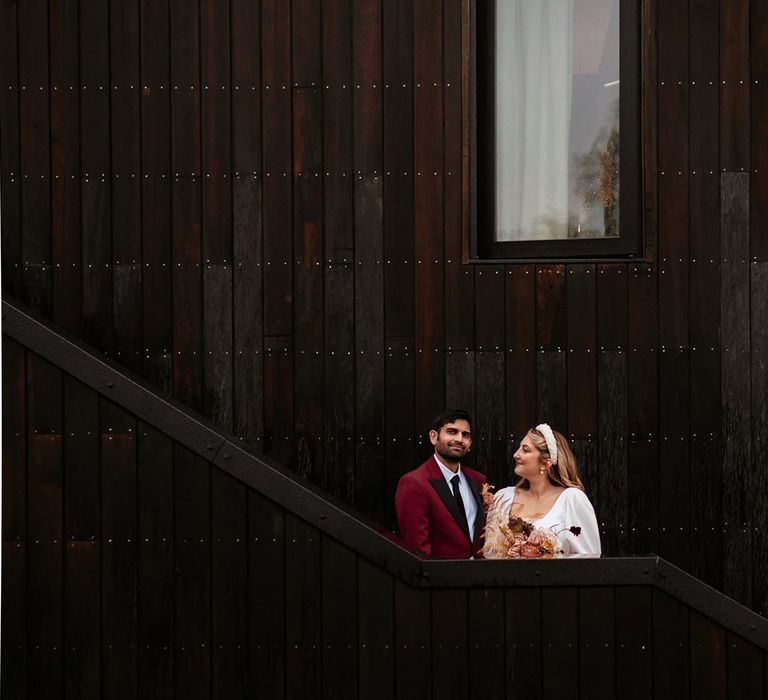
<box><xmin>426</xmin><ymin>457</ymin><xmax>473</xmax><ymax>542</ymax></box>
<box><xmin>429</xmin><ymin>477</ymin><xmax>471</xmax><ymax>541</ymax></box>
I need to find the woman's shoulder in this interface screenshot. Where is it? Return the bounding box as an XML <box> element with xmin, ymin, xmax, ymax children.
<box><xmin>493</xmin><ymin>486</ymin><xmax>516</xmax><ymax>501</ymax></box>
<box><xmin>561</xmin><ymin>487</ymin><xmax>594</xmax><ymax>507</ymax></box>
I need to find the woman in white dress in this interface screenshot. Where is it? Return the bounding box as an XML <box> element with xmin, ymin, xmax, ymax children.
<box><xmin>482</xmin><ymin>424</ymin><xmax>601</xmax><ymax>557</ymax></box>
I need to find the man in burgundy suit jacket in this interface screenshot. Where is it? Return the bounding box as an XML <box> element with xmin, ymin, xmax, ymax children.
<box><xmin>395</xmin><ymin>410</ymin><xmax>486</xmax><ymax>558</ymax></box>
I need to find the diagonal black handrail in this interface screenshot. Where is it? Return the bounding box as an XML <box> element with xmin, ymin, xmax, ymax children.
<box><xmin>4</xmin><ymin>296</ymin><xmax>768</xmax><ymax>649</ymax></box>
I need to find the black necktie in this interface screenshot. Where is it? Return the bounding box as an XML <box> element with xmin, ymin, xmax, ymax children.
<box><xmin>450</xmin><ymin>474</ymin><xmax>471</xmax><ymax>539</ymax></box>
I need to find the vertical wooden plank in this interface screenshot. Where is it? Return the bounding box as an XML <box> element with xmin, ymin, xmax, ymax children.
<box><xmin>597</xmin><ymin>265</ymin><xmax>628</xmax><ymax>555</ymax></box>
<box><xmin>137</xmin><ymin>424</ymin><xmax>174</xmax><ymax>699</ymax></box>
<box><xmin>201</xmin><ymin>0</ymin><xmax>232</xmax><ymax>266</ymax></box>
<box><xmin>262</xmin><ymin>0</ymin><xmax>294</xmax><ymax>468</ymax></box>
<box><xmin>536</xmin><ymin>266</ymin><xmax>567</xmax><ymax>350</ymax></box>
<box><xmin>285</xmin><ymin>514</ymin><xmax>322</xmax><ymax>697</ymax></box>
<box><xmin>261</xmin><ymin>0</ymin><xmax>293</xmax><ymax>337</ymax></box>
<box><xmin>63</xmin><ymin>377</ymin><xmax>101</xmax><ymax>700</ymax></box>
<box><xmin>690</xmin><ymin>611</ymin><xmax>726</xmax><ymax>700</ymax></box>
<box><xmin>443</xmin><ymin>0</ymin><xmax>472</xmax><ymax>356</ymax></box>
<box><xmin>211</xmin><ymin>471</ymin><xmax>248</xmax><ymax>699</ymax></box>
<box><xmin>293</xmin><ymin>80</ymin><xmax>324</xmax><ymax>483</ymax></box>
<box><xmin>726</xmin><ymin>634</ymin><xmax>764</xmax><ymax>700</ymax></box>
<box><xmin>2</xmin><ymin>339</ymin><xmax>27</xmax><ymax>699</ymax></box>
<box><xmin>384</xmin><ymin>0</ymin><xmax>415</xmax><ymax>340</ymax></box>
<box><xmin>385</xmin><ymin>339</ymin><xmax>416</xmax><ymax>529</ymax></box>
<box><xmin>1</xmin><ymin>539</ymin><xmax>26</xmax><ymax>700</ymax></box>
<box><xmin>353</xmin><ymin>0</ymin><xmax>386</xmax><ymax>519</ymax></box>
<box><xmin>689</xmin><ymin>0</ymin><xmax>722</xmax><ymax>591</ymax></box>
<box><xmin>615</xmin><ymin>587</ymin><xmax>652</xmax><ymax>700</ymax></box>
<box><xmin>141</xmin><ymin>0</ymin><xmax>173</xmax><ymax>390</ymax></box>
<box><xmin>506</xmin><ymin>587</ymin><xmax>542</xmax><ymax>700</ymax></box>
<box><xmin>721</xmin><ymin>172</ymin><xmax>751</xmax><ymax>606</ymax></box>
<box><xmin>431</xmin><ymin>590</ymin><xmax>468</xmax><ymax>700</ymax></box>
<box><xmin>110</xmin><ymin>0</ymin><xmax>141</xmax><ymax>372</ymax></box>
<box><xmin>536</xmin><ymin>266</ymin><xmax>567</xmax><ymax>428</ymax></box>
<box><xmin>202</xmin><ymin>264</ymin><xmax>234</xmax><ymax>428</ymax></box>
<box><xmin>536</xmin><ymin>351</ymin><xmax>566</xmax><ymax>431</ymax></box>
<box><xmin>596</xmin><ymin>264</ymin><xmax>628</xmax><ymax>350</ymax></box>
<box><xmin>80</xmin><ymin>0</ymin><xmax>113</xmax><ymax>351</ymax></box>
<box><xmin>18</xmin><ymin>0</ymin><xmax>52</xmax><ymax>315</ymax></box>
<box><xmin>231</xmin><ymin>0</ymin><xmax>261</xmax><ymax>178</ymax></box>
<box><xmin>653</xmin><ymin>589</ymin><xmax>689</xmax><ymax>700</ymax></box>
<box><xmin>752</xmin><ymin>263</ymin><xmax>768</xmax><ymax>615</ymax></box>
<box><xmin>578</xmin><ymin>588</ymin><xmax>614</xmax><ymax>700</ymax></box>
<box><xmin>541</xmin><ymin>588</ymin><xmax>578</xmax><ymax>700</ymax></box>
<box><xmin>232</xmin><ymin>0</ymin><xmax>263</xmax><ymax>444</ymax></box>
<box><xmin>26</xmin><ymin>353</ymin><xmax>64</xmax><ymax>699</ymax></box>
<box><xmin>752</xmin><ymin>1</ymin><xmax>768</xmax><ymax>260</ymax></box>
<box><xmin>657</xmin><ymin>0</ymin><xmax>690</xmax><ymax>566</ymax></box>
<box><xmin>358</xmin><ymin>560</ymin><xmax>394</xmax><ymax>700</ymax></box>
<box><xmin>475</xmin><ymin>350</ymin><xmax>505</xmax><ymax>487</ymax></box>
<box><xmin>323</xmin><ymin>0</ymin><xmax>354</xmax><ymax>256</ymax></box>
<box><xmin>100</xmin><ymin>399</ymin><xmax>138</xmax><ymax>700</ymax></box>
<box><xmin>566</xmin><ymin>265</ymin><xmax>597</xmax><ymax>439</ymax></box>
<box><xmin>264</xmin><ymin>343</ymin><xmax>294</xmax><ymax>468</ymax></box>
<box><xmin>658</xmin><ymin>0</ymin><xmax>690</xmax><ymax>349</ymax></box>
<box><xmin>657</xmin><ymin>0</ymin><xmax>691</xmax><ymax>571</ymax></box>
<box><xmin>201</xmin><ymin>0</ymin><xmax>233</xmax><ymax>429</ymax></box>
<box><xmin>292</xmin><ymin>0</ymin><xmax>322</xmax><ymax>86</ymax></box>
<box><xmin>249</xmin><ymin>491</ymin><xmax>285</xmax><ymax>699</ymax></box>
<box><xmin>506</xmin><ymin>266</ymin><xmax>536</xmax><ymax>438</ymax></box>
<box><xmin>445</xmin><ymin>350</ymin><xmax>475</xmax><ymax>412</ymax></box>
<box><xmin>383</xmin><ymin>0</ymin><xmax>416</xmax><ymax>520</ymax></box>
<box><xmin>323</xmin><ymin>0</ymin><xmax>356</xmax><ymax>502</ymax></box>
<box><xmin>468</xmin><ymin>590</ymin><xmax>506</xmax><ymax>698</ymax></box>
<box><xmin>232</xmin><ymin>174</ymin><xmax>264</xmax><ymax>443</ymax></box>
<box><xmin>720</xmin><ymin>0</ymin><xmax>750</xmax><ymax>172</ymax></box>
<box><xmin>174</xmin><ymin>445</ymin><xmax>211</xmax><ymax>700</ymax></box>
<box><xmin>413</xmin><ymin>0</ymin><xmax>444</xmax><ymax>428</ymax></box>
<box><xmin>627</xmin><ymin>264</ymin><xmax>658</xmax><ymax>556</ymax></box>
<box><xmin>394</xmin><ymin>582</ymin><xmax>431</xmax><ymax>700</ymax></box>
<box><xmin>657</xmin><ymin>349</ymin><xmax>690</xmax><ymax>568</ymax></box>
<box><xmin>322</xmin><ymin>537</ymin><xmax>360</xmax><ymax>699</ymax></box>
<box><xmin>170</xmin><ymin>0</ymin><xmax>203</xmax><ymax>411</ymax></box>
<box><xmin>0</xmin><ymin>0</ymin><xmax>22</xmax><ymax>297</ymax></box>
<box><xmin>325</xmin><ymin>258</ymin><xmax>356</xmax><ymax>501</ymax></box>
<box><xmin>50</xmin><ymin>0</ymin><xmax>82</xmax><ymax>335</ymax></box>
<box><xmin>475</xmin><ymin>266</ymin><xmax>506</xmax><ymax>486</ymax></box>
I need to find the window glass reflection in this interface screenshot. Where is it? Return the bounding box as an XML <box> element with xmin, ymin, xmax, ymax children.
<box><xmin>495</xmin><ymin>0</ymin><xmax>620</xmax><ymax>242</ymax></box>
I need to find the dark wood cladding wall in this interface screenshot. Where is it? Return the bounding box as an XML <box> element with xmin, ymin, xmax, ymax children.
<box><xmin>2</xmin><ymin>0</ymin><xmax>768</xmax><ymax>612</ymax></box>
<box><xmin>4</xmin><ymin>334</ymin><xmax>768</xmax><ymax>700</ymax></box>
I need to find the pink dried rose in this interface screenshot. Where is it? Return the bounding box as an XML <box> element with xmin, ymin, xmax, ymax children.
<box><xmin>520</xmin><ymin>542</ymin><xmax>542</xmax><ymax>558</ymax></box>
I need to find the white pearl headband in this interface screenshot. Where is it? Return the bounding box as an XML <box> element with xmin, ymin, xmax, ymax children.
<box><xmin>535</xmin><ymin>423</ymin><xmax>558</xmax><ymax>466</ymax></box>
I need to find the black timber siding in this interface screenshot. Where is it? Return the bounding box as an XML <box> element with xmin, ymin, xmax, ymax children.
<box><xmin>4</xmin><ymin>300</ymin><xmax>768</xmax><ymax>700</ymax></box>
<box><xmin>1</xmin><ymin>0</ymin><xmax>768</xmax><ymax>618</ymax></box>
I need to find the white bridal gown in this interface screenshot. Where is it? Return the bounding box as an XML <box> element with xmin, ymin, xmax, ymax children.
<box><xmin>483</xmin><ymin>486</ymin><xmax>602</xmax><ymax>557</ymax></box>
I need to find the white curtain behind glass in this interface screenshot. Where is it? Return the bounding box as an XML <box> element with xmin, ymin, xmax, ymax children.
<box><xmin>495</xmin><ymin>0</ymin><xmax>573</xmax><ymax>241</ymax></box>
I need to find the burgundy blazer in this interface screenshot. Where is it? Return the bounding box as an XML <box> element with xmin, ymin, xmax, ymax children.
<box><xmin>395</xmin><ymin>455</ymin><xmax>487</xmax><ymax>558</ymax></box>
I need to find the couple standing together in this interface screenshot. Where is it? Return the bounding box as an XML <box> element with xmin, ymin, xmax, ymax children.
<box><xmin>395</xmin><ymin>409</ymin><xmax>601</xmax><ymax>559</ymax></box>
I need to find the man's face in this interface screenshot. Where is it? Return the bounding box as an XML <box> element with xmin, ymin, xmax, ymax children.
<box><xmin>429</xmin><ymin>419</ymin><xmax>472</xmax><ymax>465</ymax></box>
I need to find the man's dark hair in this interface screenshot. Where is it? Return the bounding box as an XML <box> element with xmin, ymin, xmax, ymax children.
<box><xmin>430</xmin><ymin>409</ymin><xmax>473</xmax><ymax>433</ymax></box>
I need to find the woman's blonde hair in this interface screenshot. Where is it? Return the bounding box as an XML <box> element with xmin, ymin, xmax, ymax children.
<box><xmin>516</xmin><ymin>427</ymin><xmax>584</xmax><ymax>491</ymax></box>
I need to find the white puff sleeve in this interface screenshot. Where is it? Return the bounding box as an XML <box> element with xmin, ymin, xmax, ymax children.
<box><xmin>560</xmin><ymin>489</ymin><xmax>601</xmax><ymax>555</ymax></box>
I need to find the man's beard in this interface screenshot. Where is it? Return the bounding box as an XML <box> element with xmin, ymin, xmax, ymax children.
<box><xmin>435</xmin><ymin>442</ymin><xmax>466</xmax><ymax>464</ymax></box>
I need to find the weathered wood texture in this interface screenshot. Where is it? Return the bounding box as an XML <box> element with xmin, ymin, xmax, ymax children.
<box><xmin>3</xmin><ymin>341</ymin><xmax>766</xmax><ymax>700</ymax></box>
<box><xmin>1</xmin><ymin>0</ymin><xmax>766</xmax><ymax>614</ymax></box>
